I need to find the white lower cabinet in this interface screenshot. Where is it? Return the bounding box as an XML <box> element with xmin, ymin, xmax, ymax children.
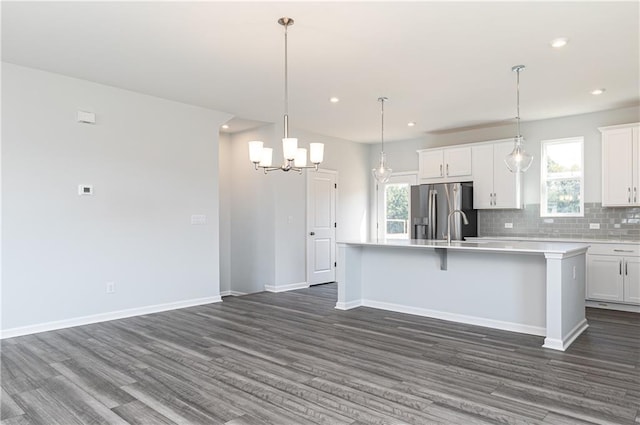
<box><xmin>587</xmin><ymin>244</ymin><xmax>640</xmax><ymax>305</ymax></box>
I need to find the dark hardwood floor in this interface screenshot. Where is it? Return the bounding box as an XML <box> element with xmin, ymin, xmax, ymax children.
<box><xmin>1</xmin><ymin>283</ymin><xmax>639</xmax><ymax>424</ymax></box>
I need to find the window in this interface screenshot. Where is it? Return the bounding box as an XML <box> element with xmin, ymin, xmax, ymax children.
<box><xmin>541</xmin><ymin>137</ymin><xmax>584</xmax><ymax>217</ymax></box>
<box><xmin>376</xmin><ymin>173</ymin><xmax>417</xmax><ymax>239</ymax></box>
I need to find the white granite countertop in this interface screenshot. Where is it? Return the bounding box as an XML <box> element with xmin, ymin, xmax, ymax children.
<box><xmin>338</xmin><ymin>239</ymin><xmax>590</xmax><ymax>255</ymax></box>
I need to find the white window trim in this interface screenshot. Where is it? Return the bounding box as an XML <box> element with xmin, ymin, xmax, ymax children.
<box><xmin>376</xmin><ymin>171</ymin><xmax>418</xmax><ymax>240</ymax></box>
<box><xmin>540</xmin><ymin>137</ymin><xmax>584</xmax><ymax>217</ymax></box>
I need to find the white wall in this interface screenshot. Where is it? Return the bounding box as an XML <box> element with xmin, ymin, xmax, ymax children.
<box><xmin>371</xmin><ymin>105</ymin><xmax>640</xmax><ymax>204</ymax></box>
<box><xmin>221</xmin><ymin>125</ymin><xmax>369</xmax><ymax>294</ymax></box>
<box><xmin>1</xmin><ymin>63</ymin><xmax>232</xmax><ymax>334</ymax></box>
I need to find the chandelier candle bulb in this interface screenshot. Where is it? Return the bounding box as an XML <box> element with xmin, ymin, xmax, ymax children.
<box><xmin>282</xmin><ymin>138</ymin><xmax>298</xmax><ymax>161</ymax></box>
<box><xmin>259</xmin><ymin>148</ymin><xmax>273</xmax><ymax>167</ymax></box>
<box><xmin>310</xmin><ymin>143</ymin><xmax>324</xmax><ymax>164</ymax></box>
<box><xmin>294</xmin><ymin>148</ymin><xmax>307</xmax><ymax>167</ymax></box>
<box><xmin>249</xmin><ymin>141</ymin><xmax>264</xmax><ymax>164</ymax></box>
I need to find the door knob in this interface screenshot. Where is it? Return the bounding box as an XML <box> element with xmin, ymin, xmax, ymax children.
<box><xmin>310</xmin><ymin>232</ymin><xmax>315</xmax><ymax>236</ymax></box>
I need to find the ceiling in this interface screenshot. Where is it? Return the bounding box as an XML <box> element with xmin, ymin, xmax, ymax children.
<box><xmin>2</xmin><ymin>1</ymin><xmax>638</xmax><ymax>143</ymax></box>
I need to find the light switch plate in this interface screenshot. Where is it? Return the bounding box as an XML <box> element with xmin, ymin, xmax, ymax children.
<box><xmin>191</xmin><ymin>214</ymin><xmax>206</xmax><ymax>225</ymax></box>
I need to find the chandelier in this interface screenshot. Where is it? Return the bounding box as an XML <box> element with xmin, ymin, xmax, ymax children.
<box><xmin>248</xmin><ymin>17</ymin><xmax>324</xmax><ymax>173</ymax></box>
<box><xmin>504</xmin><ymin>64</ymin><xmax>533</xmax><ymax>173</ymax></box>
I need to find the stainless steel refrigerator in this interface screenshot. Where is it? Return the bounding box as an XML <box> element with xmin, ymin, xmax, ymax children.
<box><xmin>410</xmin><ymin>182</ymin><xmax>477</xmax><ymax>241</ymax></box>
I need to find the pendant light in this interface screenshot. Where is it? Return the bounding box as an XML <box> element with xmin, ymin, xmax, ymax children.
<box><xmin>248</xmin><ymin>17</ymin><xmax>324</xmax><ymax>174</ymax></box>
<box><xmin>504</xmin><ymin>65</ymin><xmax>533</xmax><ymax>173</ymax></box>
<box><xmin>373</xmin><ymin>97</ymin><xmax>392</xmax><ymax>183</ymax></box>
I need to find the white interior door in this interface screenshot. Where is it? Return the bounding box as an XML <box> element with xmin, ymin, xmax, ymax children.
<box><xmin>306</xmin><ymin>170</ymin><xmax>337</xmax><ymax>285</ymax></box>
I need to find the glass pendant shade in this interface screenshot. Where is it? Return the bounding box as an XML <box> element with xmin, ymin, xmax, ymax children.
<box><xmin>372</xmin><ymin>152</ymin><xmax>392</xmax><ymax>183</ymax></box>
<box><xmin>294</xmin><ymin>148</ymin><xmax>307</xmax><ymax>167</ymax></box>
<box><xmin>504</xmin><ymin>137</ymin><xmax>533</xmax><ymax>172</ymax></box>
<box><xmin>282</xmin><ymin>138</ymin><xmax>298</xmax><ymax>161</ymax></box>
<box><xmin>248</xmin><ymin>141</ymin><xmax>264</xmax><ymax>163</ymax></box>
<box><xmin>259</xmin><ymin>148</ymin><xmax>273</xmax><ymax>167</ymax></box>
<box><xmin>309</xmin><ymin>143</ymin><xmax>324</xmax><ymax>164</ymax></box>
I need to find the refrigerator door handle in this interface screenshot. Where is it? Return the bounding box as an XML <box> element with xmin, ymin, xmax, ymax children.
<box><xmin>428</xmin><ymin>189</ymin><xmax>437</xmax><ymax>239</ymax></box>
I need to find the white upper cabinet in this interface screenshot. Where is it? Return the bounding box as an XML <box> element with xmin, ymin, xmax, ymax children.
<box><xmin>600</xmin><ymin>123</ymin><xmax>640</xmax><ymax>206</ymax></box>
<box><xmin>417</xmin><ymin>146</ymin><xmax>471</xmax><ymax>182</ymax></box>
<box><xmin>471</xmin><ymin>140</ymin><xmax>522</xmax><ymax>209</ymax></box>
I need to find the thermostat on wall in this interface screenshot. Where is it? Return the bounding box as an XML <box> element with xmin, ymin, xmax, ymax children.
<box><xmin>78</xmin><ymin>185</ymin><xmax>93</xmax><ymax>196</ymax></box>
<box><xmin>77</xmin><ymin>110</ymin><xmax>96</xmax><ymax>124</ymax></box>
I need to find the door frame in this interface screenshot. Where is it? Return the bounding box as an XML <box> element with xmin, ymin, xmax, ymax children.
<box><xmin>306</xmin><ymin>169</ymin><xmax>338</xmax><ymax>285</ymax></box>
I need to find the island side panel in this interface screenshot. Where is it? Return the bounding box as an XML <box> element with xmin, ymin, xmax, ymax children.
<box><xmin>542</xmin><ymin>251</ymin><xmax>588</xmax><ymax>351</ymax></box>
<box><xmin>336</xmin><ymin>243</ymin><xmax>363</xmax><ymax>309</ymax></box>
<box><xmin>358</xmin><ymin>246</ymin><xmax>547</xmax><ymax>335</ymax></box>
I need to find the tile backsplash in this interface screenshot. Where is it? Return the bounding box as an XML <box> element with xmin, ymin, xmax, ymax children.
<box><xmin>478</xmin><ymin>203</ymin><xmax>640</xmax><ymax>241</ymax></box>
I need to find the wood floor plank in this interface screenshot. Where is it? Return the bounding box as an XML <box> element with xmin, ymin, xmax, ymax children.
<box><xmin>0</xmin><ymin>388</ymin><xmax>24</xmax><ymax>420</ymax></box>
<box><xmin>1</xmin><ymin>283</ymin><xmax>638</xmax><ymax>425</ymax></box>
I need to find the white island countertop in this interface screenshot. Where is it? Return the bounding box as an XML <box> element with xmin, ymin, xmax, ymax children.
<box><xmin>338</xmin><ymin>239</ymin><xmax>590</xmax><ymax>255</ymax></box>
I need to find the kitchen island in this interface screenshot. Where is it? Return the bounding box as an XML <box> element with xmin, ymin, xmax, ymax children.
<box><xmin>336</xmin><ymin>239</ymin><xmax>590</xmax><ymax>351</ymax></box>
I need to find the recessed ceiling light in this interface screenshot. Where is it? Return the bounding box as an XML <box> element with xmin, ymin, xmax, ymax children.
<box><xmin>550</xmin><ymin>37</ymin><xmax>569</xmax><ymax>48</ymax></box>
<box><xmin>408</xmin><ymin>122</ymin><xmax>416</xmax><ymax>127</ymax></box>
<box><xmin>329</xmin><ymin>97</ymin><xmax>340</xmax><ymax>103</ymax></box>
<box><xmin>591</xmin><ymin>88</ymin><xmax>606</xmax><ymax>95</ymax></box>
<box><xmin>221</xmin><ymin>124</ymin><xmax>230</xmax><ymax>129</ymax></box>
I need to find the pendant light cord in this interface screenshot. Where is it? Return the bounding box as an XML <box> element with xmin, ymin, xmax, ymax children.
<box><xmin>515</xmin><ymin>66</ymin><xmax>522</xmax><ymax>139</ymax></box>
<box><xmin>282</xmin><ymin>18</ymin><xmax>291</xmax><ymax>139</ymax></box>
<box><xmin>378</xmin><ymin>97</ymin><xmax>387</xmax><ymax>153</ymax></box>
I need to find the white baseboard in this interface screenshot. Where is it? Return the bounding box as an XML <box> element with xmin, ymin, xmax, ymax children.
<box><xmin>0</xmin><ymin>296</ymin><xmax>222</xmax><ymax>339</ymax></box>
<box><xmin>264</xmin><ymin>282</ymin><xmax>309</xmax><ymax>293</ymax></box>
<box><xmin>361</xmin><ymin>299</ymin><xmax>546</xmax><ymax>337</ymax></box>
<box><xmin>220</xmin><ymin>290</ymin><xmax>247</xmax><ymax>297</ymax></box>
<box><xmin>586</xmin><ymin>300</ymin><xmax>640</xmax><ymax>313</ymax></box>
<box><xmin>543</xmin><ymin>319</ymin><xmax>589</xmax><ymax>351</ymax></box>
<box><xmin>335</xmin><ymin>300</ymin><xmax>362</xmax><ymax>310</ymax></box>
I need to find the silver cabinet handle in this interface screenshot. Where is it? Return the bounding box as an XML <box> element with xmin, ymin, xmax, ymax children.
<box><xmin>629</xmin><ymin>187</ymin><xmax>631</xmax><ymax>203</ymax></box>
<box><xmin>446</xmin><ymin>164</ymin><xmax>449</xmax><ymax>176</ymax></box>
<box><xmin>634</xmin><ymin>187</ymin><xmax>637</xmax><ymax>203</ymax></box>
<box><xmin>625</xmin><ymin>261</ymin><xmax>628</xmax><ymax>276</ymax></box>
<box><xmin>439</xmin><ymin>164</ymin><xmax>443</xmax><ymax>176</ymax></box>
<box><xmin>620</xmin><ymin>260</ymin><xmax>623</xmax><ymax>275</ymax></box>
<box><xmin>614</xmin><ymin>249</ymin><xmax>634</xmax><ymax>253</ymax></box>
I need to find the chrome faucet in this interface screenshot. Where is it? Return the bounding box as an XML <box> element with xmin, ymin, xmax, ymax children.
<box><xmin>447</xmin><ymin>209</ymin><xmax>469</xmax><ymax>244</ymax></box>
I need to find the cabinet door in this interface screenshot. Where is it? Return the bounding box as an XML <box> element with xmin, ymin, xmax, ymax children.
<box><xmin>602</xmin><ymin>127</ymin><xmax>634</xmax><ymax>206</ymax></box>
<box><xmin>586</xmin><ymin>255</ymin><xmax>624</xmax><ymax>302</ymax></box>
<box><xmin>444</xmin><ymin>147</ymin><xmax>472</xmax><ymax>177</ymax></box>
<box><xmin>471</xmin><ymin>144</ymin><xmax>494</xmax><ymax>209</ymax></box>
<box><xmin>418</xmin><ymin>150</ymin><xmax>444</xmax><ymax>180</ymax></box>
<box><xmin>492</xmin><ymin>141</ymin><xmax>522</xmax><ymax>209</ymax></box>
<box><xmin>623</xmin><ymin>257</ymin><xmax>640</xmax><ymax>304</ymax></box>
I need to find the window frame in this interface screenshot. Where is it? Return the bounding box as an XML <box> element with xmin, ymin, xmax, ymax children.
<box><xmin>376</xmin><ymin>172</ymin><xmax>417</xmax><ymax>240</ymax></box>
<box><xmin>540</xmin><ymin>136</ymin><xmax>584</xmax><ymax>218</ymax></box>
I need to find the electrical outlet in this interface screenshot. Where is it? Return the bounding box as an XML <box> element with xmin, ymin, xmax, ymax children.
<box><xmin>589</xmin><ymin>223</ymin><xmax>600</xmax><ymax>230</ymax></box>
<box><xmin>504</xmin><ymin>222</ymin><xmax>513</xmax><ymax>229</ymax></box>
<box><xmin>106</xmin><ymin>282</ymin><xmax>116</xmax><ymax>294</ymax></box>
<box><xmin>543</xmin><ymin>218</ymin><xmax>554</xmax><ymax>224</ymax></box>
<box><xmin>614</xmin><ymin>223</ymin><xmax>621</xmax><ymax>229</ymax></box>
